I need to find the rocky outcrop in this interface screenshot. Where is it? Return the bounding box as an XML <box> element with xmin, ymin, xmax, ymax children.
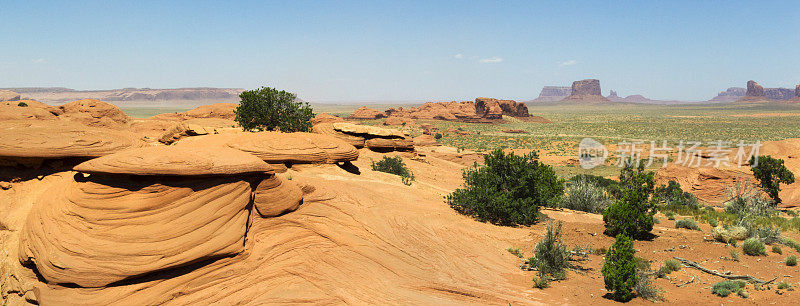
<box><xmin>738</xmin><ymin>80</ymin><xmax>796</xmax><ymax>102</ymax></box>
<box><xmin>562</xmin><ymin>79</ymin><xmax>608</xmax><ymax>101</ymax></box>
<box><xmin>765</xmin><ymin>88</ymin><xmax>795</xmax><ymax>100</ymax></box>
<box><xmin>3</xmin><ymin>87</ymin><xmax>243</xmax><ymax>104</ymax></box>
<box><xmin>475</xmin><ymin>97</ymin><xmax>529</xmax><ymax>119</ymax></box>
<box><xmin>746</xmin><ymin>80</ymin><xmax>765</xmax><ymax>97</ymax></box>
<box><xmin>796</xmin><ymin>84</ymin><xmax>800</xmax><ymax>98</ymax></box>
<box><xmin>412</xmin><ymin>134</ymin><xmax>440</xmax><ymax>147</ymax></box>
<box><xmin>58</xmin><ymin>99</ymin><xmax>131</xmax><ymax>129</ymax></box>
<box><xmin>531</xmin><ymin>86</ymin><xmax>571</xmax><ymax>102</ymax></box>
<box><xmin>347</xmin><ymin>106</ymin><xmax>386</xmax><ymax>120</ymax></box>
<box><xmin>311</xmin><ymin>113</ymin><xmax>346</xmax><ymax>125</ymax></box>
<box><xmin>312</xmin><ymin>123</ymin><xmax>413</xmax><ymax>151</ymax></box>
<box><xmin>0</xmin><ymin>90</ymin><xmax>21</xmax><ymax>101</ymax></box>
<box><xmin>151</xmin><ymin>103</ymin><xmax>237</xmax><ymax>121</ymax></box>
<box><xmin>608</xmin><ymin>90</ymin><xmax>619</xmax><ymax>100</ymax></box>
<box><xmin>385</xmin><ymin>102</ymin><xmax>475</xmax><ymax>121</ymax></box>
<box><xmin>0</xmin><ymin>100</ymin><xmax>61</xmax><ymax>121</ymax></box>
<box><xmin>158</xmin><ymin>118</ymin><xmax>239</xmax><ymax>144</ymax></box>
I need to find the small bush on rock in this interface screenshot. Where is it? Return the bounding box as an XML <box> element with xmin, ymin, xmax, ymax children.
<box><xmin>371</xmin><ymin>156</ymin><xmax>415</xmax><ymax>185</ymax></box>
<box><xmin>742</xmin><ymin>238</ymin><xmax>766</xmax><ymax>256</ymax></box>
<box><xmin>602</xmin><ymin>234</ymin><xmax>637</xmax><ymax>302</ymax></box>
<box><xmin>447</xmin><ymin>149</ymin><xmax>564</xmax><ymax>226</ymax></box>
<box><xmin>17</xmin><ymin>101</ymin><xmax>28</xmax><ymax>107</ymax></box>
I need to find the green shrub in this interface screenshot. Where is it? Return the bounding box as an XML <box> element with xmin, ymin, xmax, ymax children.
<box><xmin>234</xmin><ymin>87</ymin><xmax>313</xmax><ymax>132</ymax></box>
<box><xmin>635</xmin><ymin>270</ymin><xmax>663</xmax><ymax>301</ymax></box>
<box><xmin>371</xmin><ymin>156</ymin><xmax>415</xmax><ymax>185</ymax></box>
<box><xmin>17</xmin><ymin>101</ymin><xmax>28</xmax><ymax>107</ymax></box>
<box><xmin>675</xmin><ymin>218</ymin><xmax>700</xmax><ymax>230</ymax></box>
<box><xmin>786</xmin><ymin>255</ymin><xmax>797</xmax><ymax>266</ymax></box>
<box><xmin>654</xmin><ymin>180</ymin><xmax>698</xmax><ymax>208</ymax></box>
<box><xmin>529</xmin><ymin>221</ymin><xmax>571</xmax><ymax>281</ymax></box>
<box><xmin>742</xmin><ymin>238</ymin><xmax>766</xmax><ymax>256</ymax></box>
<box><xmin>507</xmin><ymin>247</ymin><xmax>524</xmax><ymax>258</ymax></box>
<box><xmin>664</xmin><ymin>259</ymin><xmax>681</xmax><ymax>272</ymax></box>
<box><xmin>561</xmin><ymin>176</ymin><xmax>613</xmax><ymax>213</ymax></box>
<box><xmin>665</xmin><ymin>211</ymin><xmax>676</xmax><ymax>220</ymax></box>
<box><xmin>772</xmin><ymin>245</ymin><xmax>783</xmax><ymax>254</ymax></box>
<box><xmin>447</xmin><ymin>149</ymin><xmax>564</xmax><ymax>226</ymax></box>
<box><xmin>603</xmin><ymin>162</ymin><xmax>657</xmax><ymax>239</ymax></box>
<box><xmin>708</xmin><ymin>219</ymin><xmax>718</xmax><ymax>227</ymax></box>
<box><xmin>777</xmin><ymin>281</ymin><xmax>792</xmax><ymax>290</ymax></box>
<box><xmin>711</xmin><ymin>280</ymin><xmax>746</xmax><ymax>297</ymax></box>
<box><xmin>433</xmin><ymin>133</ymin><xmax>443</xmax><ymax>140</ymax></box>
<box><xmin>603</xmin><ymin>234</ymin><xmax>637</xmax><ymax>302</ymax></box>
<box><xmin>730</xmin><ymin>249</ymin><xmax>740</xmax><ymax>261</ymax></box>
<box><xmin>750</xmin><ymin>155</ymin><xmax>795</xmax><ymax>205</ymax></box>
<box><xmin>784</xmin><ymin>238</ymin><xmax>800</xmax><ymax>252</ymax></box>
<box><xmin>532</xmin><ymin>275</ymin><xmax>550</xmax><ymax>289</ymax></box>
<box><xmin>749</xmin><ymin>226</ymin><xmax>781</xmax><ymax>245</ymax></box>
<box><xmin>569</xmin><ymin>174</ymin><xmax>620</xmax><ymax>197</ymax></box>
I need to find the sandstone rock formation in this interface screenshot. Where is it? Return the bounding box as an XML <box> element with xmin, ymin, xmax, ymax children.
<box><xmin>655</xmin><ymin>164</ymin><xmax>750</xmax><ymax>205</ymax></box>
<box><xmin>151</xmin><ymin>103</ymin><xmax>237</xmax><ymax>121</ymax></box>
<box><xmin>382</xmin><ymin>98</ymin><xmax>532</xmax><ymax>123</ymax></box>
<box><xmin>412</xmin><ymin>134</ymin><xmax>440</xmax><ymax>147</ymax></box>
<box><xmin>738</xmin><ymin>80</ymin><xmax>796</xmax><ymax>102</ymax></box>
<box><xmin>0</xmin><ymin>120</ymin><xmax>145</xmax><ymax>167</ymax></box>
<box><xmin>347</xmin><ymin>106</ymin><xmax>386</xmax><ymax>119</ymax></box>
<box><xmin>58</xmin><ymin>99</ymin><xmax>131</xmax><ymax>129</ymax></box>
<box><xmin>746</xmin><ymin>80</ymin><xmax>765</xmax><ymax>97</ymax></box>
<box><xmin>310</xmin><ymin>113</ymin><xmax>346</xmax><ymax>125</ymax></box>
<box><xmin>383</xmin><ymin>117</ymin><xmax>415</xmax><ymax>126</ymax></box>
<box><xmin>18</xmin><ymin>146</ymin><xmax>274</xmax><ymax>287</ymax></box>
<box><xmin>531</xmin><ymin>86</ymin><xmax>571</xmax><ymax>102</ymax></box>
<box><xmin>175</xmin><ymin>131</ymin><xmax>359</xmax><ymax>164</ymax></box>
<box><xmin>158</xmin><ymin>118</ymin><xmax>238</xmax><ymax>144</ymax></box>
<box><xmin>0</xmin><ymin>100</ymin><xmax>61</xmax><ymax>121</ymax></box>
<box><xmin>475</xmin><ymin>98</ymin><xmax>529</xmax><ymax>119</ymax></box>
<box><xmin>709</xmin><ymin>87</ymin><xmax>746</xmax><ymax>103</ymax></box>
<box><xmin>0</xmin><ymin>90</ymin><xmax>21</xmax><ymax>101</ymax></box>
<box><xmin>312</xmin><ymin>123</ymin><xmax>413</xmax><ymax>151</ymax></box>
<box><xmin>797</xmin><ymin>84</ymin><xmax>800</xmax><ymax>98</ymax></box>
<box><xmin>562</xmin><ymin>79</ymin><xmax>608</xmax><ymax>101</ymax></box>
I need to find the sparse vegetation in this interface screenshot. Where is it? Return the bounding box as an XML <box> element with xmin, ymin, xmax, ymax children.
<box><xmin>507</xmin><ymin>247</ymin><xmax>524</xmax><ymax>258</ymax></box>
<box><xmin>655</xmin><ymin>259</ymin><xmax>681</xmax><ymax>278</ymax></box>
<box><xmin>17</xmin><ymin>101</ymin><xmax>27</xmax><ymax>107</ymax></box>
<box><xmin>711</xmin><ymin>280</ymin><xmax>747</xmax><ymax>297</ymax></box>
<box><xmin>654</xmin><ymin>180</ymin><xmax>698</xmax><ymax>208</ymax></box>
<box><xmin>560</xmin><ymin>176</ymin><xmax>613</xmax><ymax>213</ymax></box>
<box><xmin>528</xmin><ymin>221</ymin><xmax>571</xmax><ymax>286</ymax></box>
<box><xmin>786</xmin><ymin>255</ymin><xmax>797</xmax><ymax>266</ymax></box>
<box><xmin>371</xmin><ymin>156</ymin><xmax>415</xmax><ymax>185</ymax></box>
<box><xmin>234</xmin><ymin>86</ymin><xmax>313</xmax><ymax>132</ymax></box>
<box><xmin>602</xmin><ymin>234</ymin><xmax>637</xmax><ymax>302</ymax></box>
<box><xmin>665</xmin><ymin>211</ymin><xmax>675</xmax><ymax>220</ymax></box>
<box><xmin>742</xmin><ymin>238</ymin><xmax>766</xmax><ymax>256</ymax></box>
<box><xmin>777</xmin><ymin>281</ymin><xmax>792</xmax><ymax>290</ymax></box>
<box><xmin>730</xmin><ymin>249</ymin><xmax>740</xmax><ymax>261</ymax></box>
<box><xmin>603</xmin><ymin>162</ymin><xmax>657</xmax><ymax>239</ymax></box>
<box><xmin>433</xmin><ymin>133</ymin><xmax>442</xmax><ymax>140</ymax></box>
<box><xmin>447</xmin><ymin>149</ymin><xmax>564</xmax><ymax>226</ymax></box>
<box><xmin>772</xmin><ymin>245</ymin><xmax>783</xmax><ymax>254</ymax></box>
<box><xmin>708</xmin><ymin>219</ymin><xmax>718</xmax><ymax>227</ymax></box>
<box><xmin>675</xmin><ymin>218</ymin><xmax>700</xmax><ymax>231</ymax></box>
<box><xmin>749</xmin><ymin>155</ymin><xmax>795</xmax><ymax>205</ymax></box>
<box><xmin>635</xmin><ymin>270</ymin><xmax>663</xmax><ymax>302</ymax></box>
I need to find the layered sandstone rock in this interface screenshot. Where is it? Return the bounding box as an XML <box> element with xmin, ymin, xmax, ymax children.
<box><xmin>739</xmin><ymin>80</ymin><xmax>795</xmax><ymax>102</ymax></box>
<box><xmin>413</xmin><ymin>134</ymin><xmax>440</xmax><ymax>147</ymax></box>
<box><xmin>58</xmin><ymin>99</ymin><xmax>131</xmax><ymax>129</ymax></box>
<box><xmin>158</xmin><ymin>118</ymin><xmax>239</xmax><ymax>144</ymax></box>
<box><xmin>0</xmin><ymin>120</ymin><xmax>145</xmax><ymax>167</ymax></box>
<box><xmin>562</xmin><ymin>79</ymin><xmax>608</xmax><ymax>101</ymax></box>
<box><xmin>347</xmin><ymin>106</ymin><xmax>385</xmax><ymax>119</ymax></box>
<box><xmin>0</xmin><ymin>100</ymin><xmax>61</xmax><ymax>121</ymax></box>
<box><xmin>175</xmin><ymin>131</ymin><xmax>359</xmax><ymax>164</ymax></box>
<box><xmin>746</xmin><ymin>80</ymin><xmax>765</xmax><ymax>97</ymax></box>
<box><xmin>17</xmin><ymin>147</ymin><xmax>273</xmax><ymax>287</ymax></box>
<box><xmin>475</xmin><ymin>98</ymin><xmax>529</xmax><ymax>119</ymax></box>
<box><xmin>311</xmin><ymin>123</ymin><xmax>413</xmax><ymax>151</ymax></box>
<box><xmin>151</xmin><ymin>103</ymin><xmax>237</xmax><ymax>121</ymax></box>
<box><xmin>0</xmin><ymin>90</ymin><xmax>21</xmax><ymax>101</ymax></box>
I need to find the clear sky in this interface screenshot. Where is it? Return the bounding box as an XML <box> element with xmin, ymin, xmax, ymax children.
<box><xmin>1</xmin><ymin>1</ymin><xmax>798</xmax><ymax>102</ymax></box>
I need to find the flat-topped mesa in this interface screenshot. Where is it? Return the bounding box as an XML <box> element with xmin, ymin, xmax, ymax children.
<box><xmin>532</xmin><ymin>86</ymin><xmax>571</xmax><ymax>102</ymax></box>
<box><xmin>347</xmin><ymin>106</ymin><xmax>386</xmax><ymax>119</ymax></box>
<box><xmin>18</xmin><ymin>146</ymin><xmax>280</xmax><ymax>287</ymax></box>
<box><xmin>562</xmin><ymin>79</ymin><xmax>608</xmax><ymax>101</ymax></box>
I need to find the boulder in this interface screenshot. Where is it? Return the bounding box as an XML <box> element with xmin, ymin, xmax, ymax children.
<box><xmin>18</xmin><ymin>146</ymin><xmax>274</xmax><ymax>287</ymax></box>
<box><xmin>562</xmin><ymin>79</ymin><xmax>608</xmax><ymax>101</ymax></box>
<box><xmin>311</xmin><ymin>113</ymin><xmax>346</xmax><ymax>125</ymax></box>
<box><xmin>58</xmin><ymin>99</ymin><xmax>131</xmax><ymax>129</ymax></box>
<box><xmin>347</xmin><ymin>106</ymin><xmax>385</xmax><ymax>119</ymax></box>
<box><xmin>175</xmin><ymin>131</ymin><xmax>359</xmax><ymax>164</ymax></box>
<box><xmin>0</xmin><ymin>90</ymin><xmax>21</xmax><ymax>101</ymax></box>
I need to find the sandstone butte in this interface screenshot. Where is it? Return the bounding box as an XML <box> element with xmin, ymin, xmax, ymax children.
<box><xmin>346</xmin><ymin>97</ymin><xmax>542</xmax><ymax>124</ymax></box>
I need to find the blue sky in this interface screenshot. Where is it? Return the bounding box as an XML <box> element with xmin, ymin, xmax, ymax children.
<box><xmin>1</xmin><ymin>1</ymin><xmax>798</xmax><ymax>102</ymax></box>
